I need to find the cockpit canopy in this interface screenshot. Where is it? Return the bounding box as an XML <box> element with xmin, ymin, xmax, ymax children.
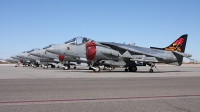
<box><xmin>65</xmin><ymin>37</ymin><xmax>91</xmax><ymax>45</ymax></box>
<box><xmin>43</xmin><ymin>44</ymin><xmax>57</xmax><ymax>49</ymax></box>
<box><xmin>27</xmin><ymin>48</ymin><xmax>40</xmax><ymax>53</ymax></box>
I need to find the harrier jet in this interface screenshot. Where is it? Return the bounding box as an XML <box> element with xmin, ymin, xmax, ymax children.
<box><xmin>16</xmin><ymin>49</ymin><xmax>51</xmax><ymax>67</ymax></box>
<box><xmin>47</xmin><ymin>35</ymin><xmax>192</xmax><ymax>72</ymax></box>
<box><xmin>46</xmin><ymin>39</ymin><xmax>91</xmax><ymax>69</ymax></box>
<box><xmin>29</xmin><ymin>44</ymin><xmax>81</xmax><ymax>69</ymax></box>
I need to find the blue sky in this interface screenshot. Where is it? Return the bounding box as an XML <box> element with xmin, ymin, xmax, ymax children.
<box><xmin>0</xmin><ymin>0</ymin><xmax>200</xmax><ymax>61</ymax></box>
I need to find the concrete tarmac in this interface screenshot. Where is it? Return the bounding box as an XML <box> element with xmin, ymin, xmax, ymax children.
<box><xmin>0</xmin><ymin>64</ymin><xmax>200</xmax><ymax>112</ymax></box>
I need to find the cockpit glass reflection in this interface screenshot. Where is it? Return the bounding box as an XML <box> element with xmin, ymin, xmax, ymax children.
<box><xmin>65</xmin><ymin>37</ymin><xmax>90</xmax><ymax>45</ymax></box>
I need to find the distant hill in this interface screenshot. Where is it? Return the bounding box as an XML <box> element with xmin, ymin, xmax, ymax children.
<box><xmin>0</xmin><ymin>58</ymin><xmax>4</xmax><ymax>60</ymax></box>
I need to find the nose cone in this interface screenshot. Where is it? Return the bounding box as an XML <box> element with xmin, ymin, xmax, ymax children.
<box><xmin>46</xmin><ymin>47</ymin><xmax>56</xmax><ymax>54</ymax></box>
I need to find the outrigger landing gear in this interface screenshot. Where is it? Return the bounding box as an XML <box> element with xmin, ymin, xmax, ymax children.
<box><xmin>148</xmin><ymin>63</ymin><xmax>155</xmax><ymax>73</ymax></box>
<box><xmin>149</xmin><ymin>69</ymin><xmax>153</xmax><ymax>73</ymax></box>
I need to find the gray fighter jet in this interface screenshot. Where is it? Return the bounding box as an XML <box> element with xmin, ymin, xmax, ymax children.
<box><xmin>87</xmin><ymin>34</ymin><xmax>192</xmax><ymax>72</ymax></box>
<box><xmin>47</xmin><ymin>35</ymin><xmax>192</xmax><ymax>72</ymax></box>
<box><xmin>29</xmin><ymin>44</ymin><xmax>80</xmax><ymax>69</ymax></box>
<box><xmin>6</xmin><ymin>58</ymin><xmax>19</xmax><ymax>63</ymax></box>
<box><xmin>10</xmin><ymin>55</ymin><xmax>29</xmax><ymax>67</ymax></box>
<box><xmin>46</xmin><ymin>38</ymin><xmax>92</xmax><ymax>69</ymax></box>
<box><xmin>16</xmin><ymin>48</ymin><xmax>52</xmax><ymax>67</ymax></box>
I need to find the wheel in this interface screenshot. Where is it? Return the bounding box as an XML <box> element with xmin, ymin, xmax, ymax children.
<box><xmin>68</xmin><ymin>65</ymin><xmax>70</xmax><ymax>69</ymax></box>
<box><xmin>92</xmin><ymin>66</ymin><xmax>100</xmax><ymax>72</ymax></box>
<box><xmin>129</xmin><ymin>66</ymin><xmax>137</xmax><ymax>72</ymax></box>
<box><xmin>74</xmin><ymin>66</ymin><xmax>76</xmax><ymax>69</ymax></box>
<box><xmin>149</xmin><ymin>69</ymin><xmax>153</xmax><ymax>73</ymax></box>
<box><xmin>89</xmin><ymin>67</ymin><xmax>93</xmax><ymax>70</ymax></box>
<box><xmin>63</xmin><ymin>65</ymin><xmax>70</xmax><ymax>70</ymax></box>
<box><xmin>43</xmin><ymin>66</ymin><xmax>48</xmax><ymax>69</ymax></box>
<box><xmin>51</xmin><ymin>65</ymin><xmax>55</xmax><ymax>68</ymax></box>
<box><xmin>125</xmin><ymin>69</ymin><xmax>128</xmax><ymax>72</ymax></box>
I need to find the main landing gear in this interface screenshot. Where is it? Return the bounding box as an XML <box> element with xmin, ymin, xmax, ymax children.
<box><xmin>125</xmin><ymin>66</ymin><xmax>137</xmax><ymax>72</ymax></box>
<box><xmin>62</xmin><ymin>61</ymin><xmax>77</xmax><ymax>70</ymax></box>
<box><xmin>62</xmin><ymin>65</ymin><xmax>76</xmax><ymax>70</ymax></box>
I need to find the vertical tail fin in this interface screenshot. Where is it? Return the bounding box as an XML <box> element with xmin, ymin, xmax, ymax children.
<box><xmin>150</xmin><ymin>34</ymin><xmax>188</xmax><ymax>66</ymax></box>
<box><xmin>150</xmin><ymin>34</ymin><xmax>188</xmax><ymax>53</ymax></box>
<box><xmin>165</xmin><ymin>34</ymin><xmax>187</xmax><ymax>53</ymax></box>
<box><xmin>166</xmin><ymin>34</ymin><xmax>188</xmax><ymax>66</ymax></box>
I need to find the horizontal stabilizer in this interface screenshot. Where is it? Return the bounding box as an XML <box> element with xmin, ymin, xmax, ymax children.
<box><xmin>173</xmin><ymin>51</ymin><xmax>192</xmax><ymax>58</ymax></box>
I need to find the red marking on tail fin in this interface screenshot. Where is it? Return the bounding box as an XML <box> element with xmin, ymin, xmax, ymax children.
<box><xmin>174</xmin><ymin>38</ymin><xmax>184</xmax><ymax>47</ymax></box>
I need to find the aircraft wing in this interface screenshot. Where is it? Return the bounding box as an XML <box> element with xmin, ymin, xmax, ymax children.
<box><xmin>99</xmin><ymin>42</ymin><xmax>170</xmax><ymax>62</ymax></box>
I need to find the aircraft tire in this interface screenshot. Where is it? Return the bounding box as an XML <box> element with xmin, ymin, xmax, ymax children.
<box><xmin>149</xmin><ymin>69</ymin><xmax>153</xmax><ymax>73</ymax></box>
<box><xmin>93</xmin><ymin>66</ymin><xmax>100</xmax><ymax>72</ymax></box>
<box><xmin>63</xmin><ymin>65</ymin><xmax>70</xmax><ymax>70</ymax></box>
<box><xmin>129</xmin><ymin>66</ymin><xmax>137</xmax><ymax>72</ymax></box>
<box><xmin>51</xmin><ymin>65</ymin><xmax>55</xmax><ymax>68</ymax></box>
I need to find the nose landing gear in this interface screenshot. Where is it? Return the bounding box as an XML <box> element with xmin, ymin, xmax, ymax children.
<box><xmin>89</xmin><ymin>61</ymin><xmax>101</xmax><ymax>72</ymax></box>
